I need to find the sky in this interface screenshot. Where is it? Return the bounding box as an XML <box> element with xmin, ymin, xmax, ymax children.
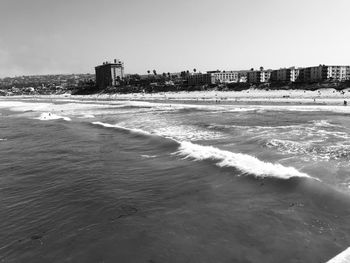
<box><xmin>0</xmin><ymin>0</ymin><xmax>350</xmax><ymax>77</ymax></box>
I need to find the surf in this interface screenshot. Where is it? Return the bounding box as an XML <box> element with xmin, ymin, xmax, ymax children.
<box><xmin>91</xmin><ymin>121</ymin><xmax>318</xmax><ymax>181</ymax></box>
<box><xmin>175</xmin><ymin>141</ymin><xmax>318</xmax><ymax>180</ymax></box>
<box><xmin>36</xmin><ymin>112</ymin><xmax>71</xmax><ymax>121</ymax></box>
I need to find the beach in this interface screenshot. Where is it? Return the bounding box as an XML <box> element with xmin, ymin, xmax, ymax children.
<box><xmin>15</xmin><ymin>87</ymin><xmax>350</xmax><ymax>106</ymax></box>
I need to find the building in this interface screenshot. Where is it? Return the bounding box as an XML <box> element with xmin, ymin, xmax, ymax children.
<box><xmin>270</xmin><ymin>67</ymin><xmax>300</xmax><ymax>82</ymax></box>
<box><xmin>187</xmin><ymin>70</ymin><xmax>244</xmax><ymax>85</ymax></box>
<box><xmin>324</xmin><ymin>65</ymin><xmax>350</xmax><ymax>81</ymax></box>
<box><xmin>298</xmin><ymin>65</ymin><xmax>350</xmax><ymax>82</ymax></box>
<box><xmin>95</xmin><ymin>59</ymin><xmax>124</xmax><ymax>89</ymax></box>
<box><xmin>187</xmin><ymin>73</ymin><xmax>213</xmax><ymax>85</ymax></box>
<box><xmin>247</xmin><ymin>70</ymin><xmax>271</xmax><ymax>83</ymax></box>
<box><xmin>210</xmin><ymin>71</ymin><xmax>240</xmax><ymax>84</ymax></box>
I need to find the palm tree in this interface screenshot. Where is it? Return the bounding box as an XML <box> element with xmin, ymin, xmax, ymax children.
<box><xmin>153</xmin><ymin>70</ymin><xmax>157</xmax><ymax>76</ymax></box>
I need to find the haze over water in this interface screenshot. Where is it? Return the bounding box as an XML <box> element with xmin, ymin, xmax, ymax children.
<box><xmin>1</xmin><ymin>97</ymin><xmax>350</xmax><ymax>262</ymax></box>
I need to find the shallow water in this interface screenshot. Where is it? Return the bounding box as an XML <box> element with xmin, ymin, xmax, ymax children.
<box><xmin>0</xmin><ymin>97</ymin><xmax>350</xmax><ymax>262</ymax></box>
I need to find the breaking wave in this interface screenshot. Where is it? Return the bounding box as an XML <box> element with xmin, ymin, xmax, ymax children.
<box><xmin>92</xmin><ymin>121</ymin><xmax>152</xmax><ymax>136</ymax></box>
<box><xmin>91</xmin><ymin>121</ymin><xmax>318</xmax><ymax>181</ymax></box>
<box><xmin>175</xmin><ymin>141</ymin><xmax>318</xmax><ymax>180</ymax></box>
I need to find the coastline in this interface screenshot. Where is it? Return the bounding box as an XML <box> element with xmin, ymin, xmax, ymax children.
<box><xmin>8</xmin><ymin>88</ymin><xmax>350</xmax><ymax>106</ymax></box>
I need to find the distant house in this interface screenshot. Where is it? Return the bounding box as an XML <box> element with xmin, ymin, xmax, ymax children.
<box><xmin>95</xmin><ymin>59</ymin><xmax>124</xmax><ymax>89</ymax></box>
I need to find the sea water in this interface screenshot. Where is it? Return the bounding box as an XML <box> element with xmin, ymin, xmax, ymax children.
<box><xmin>0</xmin><ymin>97</ymin><xmax>350</xmax><ymax>262</ymax></box>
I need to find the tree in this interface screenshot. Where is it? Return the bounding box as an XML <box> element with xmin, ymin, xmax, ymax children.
<box><xmin>250</xmin><ymin>68</ymin><xmax>254</xmax><ymax>71</ymax></box>
<box><xmin>153</xmin><ymin>70</ymin><xmax>157</xmax><ymax>76</ymax></box>
<box><xmin>260</xmin><ymin>66</ymin><xmax>264</xmax><ymax>71</ymax></box>
<box><xmin>193</xmin><ymin>68</ymin><xmax>197</xmax><ymax>73</ymax></box>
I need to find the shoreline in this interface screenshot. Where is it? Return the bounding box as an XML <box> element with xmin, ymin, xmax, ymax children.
<box><xmin>5</xmin><ymin>88</ymin><xmax>350</xmax><ymax>106</ymax></box>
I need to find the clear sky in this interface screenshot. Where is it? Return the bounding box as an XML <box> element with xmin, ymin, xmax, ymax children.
<box><xmin>0</xmin><ymin>0</ymin><xmax>349</xmax><ymax>77</ymax></box>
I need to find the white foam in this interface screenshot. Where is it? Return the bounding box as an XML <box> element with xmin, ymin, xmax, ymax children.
<box><xmin>78</xmin><ymin>114</ymin><xmax>95</xmax><ymax>118</ymax></box>
<box><xmin>153</xmin><ymin>125</ymin><xmax>223</xmax><ymax>141</ymax></box>
<box><xmin>92</xmin><ymin>121</ymin><xmax>152</xmax><ymax>135</ymax></box>
<box><xmin>36</xmin><ymin>112</ymin><xmax>71</xmax><ymax>121</ymax></box>
<box><xmin>175</xmin><ymin>141</ymin><xmax>318</xmax><ymax>180</ymax></box>
<box><xmin>327</xmin><ymin>247</ymin><xmax>350</xmax><ymax>263</ymax></box>
<box><xmin>141</xmin><ymin>154</ymin><xmax>157</xmax><ymax>158</ymax></box>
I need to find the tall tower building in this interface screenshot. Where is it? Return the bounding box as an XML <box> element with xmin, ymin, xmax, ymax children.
<box><xmin>95</xmin><ymin>59</ymin><xmax>124</xmax><ymax>89</ymax></box>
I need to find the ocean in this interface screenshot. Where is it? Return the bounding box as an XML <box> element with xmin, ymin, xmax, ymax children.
<box><xmin>0</xmin><ymin>97</ymin><xmax>350</xmax><ymax>263</ymax></box>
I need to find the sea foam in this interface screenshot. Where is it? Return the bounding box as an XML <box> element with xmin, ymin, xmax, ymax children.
<box><xmin>92</xmin><ymin>121</ymin><xmax>152</xmax><ymax>136</ymax></box>
<box><xmin>176</xmin><ymin>141</ymin><xmax>317</xmax><ymax>180</ymax></box>
<box><xmin>91</xmin><ymin>121</ymin><xmax>317</xmax><ymax>180</ymax></box>
<box><xmin>37</xmin><ymin>112</ymin><xmax>71</xmax><ymax>121</ymax></box>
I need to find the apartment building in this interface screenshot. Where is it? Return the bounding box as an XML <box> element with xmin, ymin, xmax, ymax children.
<box><xmin>187</xmin><ymin>73</ymin><xmax>213</xmax><ymax>85</ymax></box>
<box><xmin>247</xmin><ymin>70</ymin><xmax>271</xmax><ymax>83</ymax></box>
<box><xmin>95</xmin><ymin>59</ymin><xmax>124</xmax><ymax>89</ymax></box>
<box><xmin>298</xmin><ymin>65</ymin><xmax>350</xmax><ymax>82</ymax></box>
<box><xmin>270</xmin><ymin>67</ymin><xmax>300</xmax><ymax>82</ymax></box>
<box><xmin>325</xmin><ymin>65</ymin><xmax>350</xmax><ymax>81</ymax></box>
<box><xmin>187</xmin><ymin>71</ymin><xmax>243</xmax><ymax>85</ymax></box>
<box><xmin>210</xmin><ymin>71</ymin><xmax>240</xmax><ymax>83</ymax></box>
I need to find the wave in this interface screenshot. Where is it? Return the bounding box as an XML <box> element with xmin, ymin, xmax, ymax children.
<box><xmin>175</xmin><ymin>141</ymin><xmax>318</xmax><ymax>180</ymax></box>
<box><xmin>36</xmin><ymin>112</ymin><xmax>71</xmax><ymax>121</ymax></box>
<box><xmin>266</xmin><ymin>139</ymin><xmax>350</xmax><ymax>161</ymax></box>
<box><xmin>78</xmin><ymin>114</ymin><xmax>95</xmax><ymax>119</ymax></box>
<box><xmin>141</xmin><ymin>154</ymin><xmax>158</xmax><ymax>158</ymax></box>
<box><xmin>312</xmin><ymin>120</ymin><xmax>337</xmax><ymax>127</ymax></box>
<box><xmin>91</xmin><ymin>121</ymin><xmax>152</xmax><ymax>136</ymax></box>
<box><xmin>93</xmin><ymin>120</ymin><xmax>223</xmax><ymax>141</ymax></box>
<box><xmin>153</xmin><ymin>126</ymin><xmax>223</xmax><ymax>141</ymax></box>
<box><xmin>91</xmin><ymin>121</ymin><xmax>318</xmax><ymax>181</ymax></box>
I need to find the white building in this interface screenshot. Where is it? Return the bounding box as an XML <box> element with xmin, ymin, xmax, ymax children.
<box><xmin>210</xmin><ymin>71</ymin><xmax>240</xmax><ymax>83</ymax></box>
<box><xmin>187</xmin><ymin>71</ymin><xmax>243</xmax><ymax>85</ymax></box>
<box><xmin>325</xmin><ymin>65</ymin><xmax>350</xmax><ymax>81</ymax></box>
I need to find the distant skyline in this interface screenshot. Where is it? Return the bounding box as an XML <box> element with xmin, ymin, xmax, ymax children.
<box><xmin>1</xmin><ymin>0</ymin><xmax>350</xmax><ymax>77</ymax></box>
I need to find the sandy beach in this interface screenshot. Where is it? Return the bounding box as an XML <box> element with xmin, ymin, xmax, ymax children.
<box><xmin>17</xmin><ymin>88</ymin><xmax>350</xmax><ymax>106</ymax></box>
